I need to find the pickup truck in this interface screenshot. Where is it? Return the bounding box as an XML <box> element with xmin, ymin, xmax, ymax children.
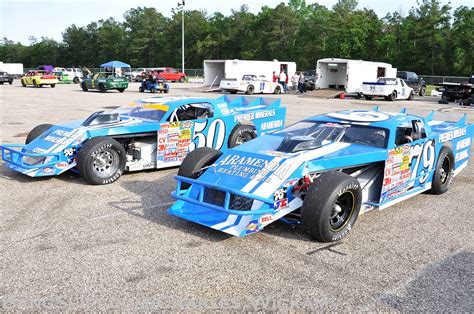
<box><xmin>436</xmin><ymin>73</ymin><xmax>473</xmax><ymax>105</ymax></box>
<box><xmin>156</xmin><ymin>67</ymin><xmax>186</xmax><ymax>82</ymax></box>
<box><xmin>360</xmin><ymin>77</ymin><xmax>414</xmax><ymax>101</ymax></box>
<box><xmin>397</xmin><ymin>71</ymin><xmax>426</xmax><ymax>96</ymax></box>
<box><xmin>0</xmin><ymin>71</ymin><xmax>14</xmax><ymax>85</ymax></box>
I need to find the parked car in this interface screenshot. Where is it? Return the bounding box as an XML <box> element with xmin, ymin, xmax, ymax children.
<box><xmin>220</xmin><ymin>74</ymin><xmax>284</xmax><ymax>95</ymax></box>
<box><xmin>169</xmin><ymin>109</ymin><xmax>472</xmax><ymax>241</ymax></box>
<box><xmin>397</xmin><ymin>71</ymin><xmax>426</xmax><ymax>96</ymax></box>
<box><xmin>0</xmin><ymin>71</ymin><xmax>14</xmax><ymax>85</ymax></box>
<box><xmin>0</xmin><ymin>96</ymin><xmax>286</xmax><ymax>185</ymax></box>
<box><xmin>156</xmin><ymin>67</ymin><xmax>186</xmax><ymax>82</ymax></box>
<box><xmin>131</xmin><ymin>68</ymin><xmax>154</xmax><ymax>82</ymax></box>
<box><xmin>21</xmin><ymin>70</ymin><xmax>58</xmax><ymax>88</ymax></box>
<box><xmin>65</xmin><ymin>68</ymin><xmax>84</xmax><ymax>83</ymax></box>
<box><xmin>360</xmin><ymin>77</ymin><xmax>414</xmax><ymax>101</ymax></box>
<box><xmin>81</xmin><ymin>72</ymin><xmax>128</xmax><ymax>93</ymax></box>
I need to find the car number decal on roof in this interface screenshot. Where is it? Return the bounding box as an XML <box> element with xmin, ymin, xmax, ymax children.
<box><xmin>328</xmin><ymin>111</ymin><xmax>390</xmax><ymax>122</ymax></box>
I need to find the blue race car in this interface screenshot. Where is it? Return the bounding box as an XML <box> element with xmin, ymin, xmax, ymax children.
<box><xmin>0</xmin><ymin>96</ymin><xmax>286</xmax><ymax>185</ymax></box>
<box><xmin>169</xmin><ymin>109</ymin><xmax>473</xmax><ymax>242</ymax></box>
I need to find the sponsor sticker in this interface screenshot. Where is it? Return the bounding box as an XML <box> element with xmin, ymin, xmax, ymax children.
<box><xmin>259</xmin><ymin>214</ymin><xmax>274</xmax><ymax>225</ymax></box>
<box><xmin>245</xmin><ymin>220</ymin><xmax>259</xmax><ymax>234</ymax></box>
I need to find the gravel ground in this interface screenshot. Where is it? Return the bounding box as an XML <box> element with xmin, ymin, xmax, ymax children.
<box><xmin>1</xmin><ymin>81</ymin><xmax>473</xmax><ymax>311</ymax></box>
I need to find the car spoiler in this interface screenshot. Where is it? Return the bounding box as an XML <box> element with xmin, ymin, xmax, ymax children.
<box><xmin>214</xmin><ymin>95</ymin><xmax>281</xmax><ymax>111</ymax></box>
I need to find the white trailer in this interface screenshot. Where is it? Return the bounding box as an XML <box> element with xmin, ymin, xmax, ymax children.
<box><xmin>203</xmin><ymin>59</ymin><xmax>296</xmax><ymax>87</ymax></box>
<box><xmin>315</xmin><ymin>58</ymin><xmax>396</xmax><ymax>94</ymax></box>
<box><xmin>0</xmin><ymin>62</ymin><xmax>24</xmax><ymax>76</ymax></box>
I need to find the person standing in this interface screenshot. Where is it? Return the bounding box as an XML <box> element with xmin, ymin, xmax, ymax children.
<box><xmin>291</xmin><ymin>72</ymin><xmax>299</xmax><ymax>91</ymax></box>
<box><xmin>278</xmin><ymin>70</ymin><xmax>287</xmax><ymax>92</ymax></box>
<box><xmin>272</xmin><ymin>71</ymin><xmax>278</xmax><ymax>83</ymax></box>
<box><xmin>298</xmin><ymin>72</ymin><xmax>305</xmax><ymax>93</ymax></box>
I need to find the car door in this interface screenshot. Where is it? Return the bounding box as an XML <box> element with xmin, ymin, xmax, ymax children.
<box><xmin>380</xmin><ymin>119</ymin><xmax>435</xmax><ymax>203</ymax></box>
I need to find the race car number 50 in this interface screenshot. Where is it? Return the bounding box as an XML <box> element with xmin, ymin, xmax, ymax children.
<box><xmin>190</xmin><ymin>119</ymin><xmax>226</xmax><ymax>151</ymax></box>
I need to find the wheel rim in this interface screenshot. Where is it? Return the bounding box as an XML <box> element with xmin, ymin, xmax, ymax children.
<box><xmin>235</xmin><ymin>131</ymin><xmax>252</xmax><ymax>145</ymax></box>
<box><xmin>329</xmin><ymin>191</ymin><xmax>355</xmax><ymax>231</ymax></box>
<box><xmin>92</xmin><ymin>149</ymin><xmax>119</xmax><ymax>178</ymax></box>
<box><xmin>439</xmin><ymin>156</ymin><xmax>451</xmax><ymax>185</ymax></box>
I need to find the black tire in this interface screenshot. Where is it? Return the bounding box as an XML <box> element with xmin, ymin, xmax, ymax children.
<box><xmin>364</xmin><ymin>95</ymin><xmax>372</xmax><ymax>100</ymax></box>
<box><xmin>33</xmin><ymin>80</ymin><xmax>38</xmax><ymax>88</ymax></box>
<box><xmin>98</xmin><ymin>84</ymin><xmax>106</xmax><ymax>93</ymax></box>
<box><xmin>117</xmin><ymin>88</ymin><xmax>125</xmax><ymax>93</ymax></box>
<box><xmin>0</xmin><ymin>82</ymin><xmax>3</xmax><ymax>85</ymax></box>
<box><xmin>21</xmin><ymin>80</ymin><xmax>26</xmax><ymax>87</ymax></box>
<box><xmin>25</xmin><ymin>123</ymin><xmax>53</xmax><ymax>144</ymax></box>
<box><xmin>274</xmin><ymin>86</ymin><xmax>281</xmax><ymax>94</ymax></box>
<box><xmin>9</xmin><ymin>80</ymin><xmax>13</xmax><ymax>85</ymax></box>
<box><xmin>227</xmin><ymin>124</ymin><xmax>257</xmax><ymax>148</ymax></box>
<box><xmin>139</xmin><ymin>86</ymin><xmax>144</xmax><ymax>92</ymax></box>
<box><xmin>388</xmin><ymin>90</ymin><xmax>397</xmax><ymax>101</ymax></box>
<box><xmin>178</xmin><ymin>147</ymin><xmax>222</xmax><ymax>189</ymax></box>
<box><xmin>150</xmin><ymin>88</ymin><xmax>156</xmax><ymax>93</ymax></box>
<box><xmin>50</xmin><ymin>84</ymin><xmax>56</xmax><ymax>88</ymax></box>
<box><xmin>179</xmin><ymin>76</ymin><xmax>185</xmax><ymax>83</ymax></box>
<box><xmin>230</xmin><ymin>90</ymin><xmax>238</xmax><ymax>94</ymax></box>
<box><xmin>245</xmin><ymin>85</ymin><xmax>254</xmax><ymax>95</ymax></box>
<box><xmin>81</xmin><ymin>82</ymin><xmax>88</xmax><ymax>91</ymax></box>
<box><xmin>408</xmin><ymin>91</ymin><xmax>414</xmax><ymax>100</ymax></box>
<box><xmin>301</xmin><ymin>171</ymin><xmax>362</xmax><ymax>242</ymax></box>
<box><xmin>76</xmin><ymin>137</ymin><xmax>126</xmax><ymax>185</ymax></box>
<box><xmin>73</xmin><ymin>77</ymin><xmax>80</xmax><ymax>84</ymax></box>
<box><xmin>429</xmin><ymin>147</ymin><xmax>454</xmax><ymax>195</ymax></box>
<box><xmin>164</xmin><ymin>88</ymin><xmax>169</xmax><ymax>93</ymax></box>
<box><xmin>438</xmin><ymin>99</ymin><xmax>449</xmax><ymax>104</ymax></box>
<box><xmin>419</xmin><ymin>86</ymin><xmax>426</xmax><ymax>96</ymax></box>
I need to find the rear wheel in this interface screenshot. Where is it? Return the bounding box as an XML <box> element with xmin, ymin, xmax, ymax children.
<box><xmin>21</xmin><ymin>80</ymin><xmax>26</xmax><ymax>87</ymax></box>
<box><xmin>9</xmin><ymin>80</ymin><xmax>13</xmax><ymax>85</ymax></box>
<box><xmin>81</xmin><ymin>82</ymin><xmax>88</xmax><ymax>91</ymax></box>
<box><xmin>419</xmin><ymin>86</ymin><xmax>426</xmax><ymax>96</ymax></box>
<box><xmin>150</xmin><ymin>87</ymin><xmax>156</xmax><ymax>93</ymax></box>
<box><xmin>274</xmin><ymin>86</ymin><xmax>281</xmax><ymax>94</ymax></box>
<box><xmin>73</xmin><ymin>77</ymin><xmax>80</xmax><ymax>84</ymax></box>
<box><xmin>117</xmin><ymin>88</ymin><xmax>125</xmax><ymax>93</ymax></box>
<box><xmin>429</xmin><ymin>147</ymin><xmax>454</xmax><ymax>194</ymax></box>
<box><xmin>408</xmin><ymin>91</ymin><xmax>414</xmax><ymax>100</ymax></box>
<box><xmin>98</xmin><ymin>84</ymin><xmax>106</xmax><ymax>93</ymax></box>
<box><xmin>178</xmin><ymin>147</ymin><xmax>222</xmax><ymax>189</ymax></box>
<box><xmin>25</xmin><ymin>123</ymin><xmax>53</xmax><ymax>144</ymax></box>
<box><xmin>33</xmin><ymin>80</ymin><xmax>38</xmax><ymax>88</ymax></box>
<box><xmin>245</xmin><ymin>85</ymin><xmax>254</xmax><ymax>95</ymax></box>
<box><xmin>76</xmin><ymin>137</ymin><xmax>126</xmax><ymax>185</ymax></box>
<box><xmin>228</xmin><ymin>124</ymin><xmax>257</xmax><ymax>148</ymax></box>
<box><xmin>179</xmin><ymin>76</ymin><xmax>185</xmax><ymax>83</ymax></box>
<box><xmin>50</xmin><ymin>84</ymin><xmax>56</xmax><ymax>88</ymax></box>
<box><xmin>301</xmin><ymin>171</ymin><xmax>362</xmax><ymax>242</ymax></box>
<box><xmin>388</xmin><ymin>90</ymin><xmax>397</xmax><ymax>101</ymax></box>
<box><xmin>139</xmin><ymin>86</ymin><xmax>144</xmax><ymax>92</ymax></box>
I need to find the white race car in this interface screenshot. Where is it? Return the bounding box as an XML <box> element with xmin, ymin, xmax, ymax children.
<box><xmin>219</xmin><ymin>75</ymin><xmax>284</xmax><ymax>95</ymax></box>
<box><xmin>360</xmin><ymin>77</ymin><xmax>414</xmax><ymax>101</ymax></box>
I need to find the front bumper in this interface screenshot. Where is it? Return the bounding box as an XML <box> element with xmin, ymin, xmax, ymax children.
<box><xmin>168</xmin><ymin>176</ymin><xmax>282</xmax><ymax>237</ymax></box>
<box><xmin>0</xmin><ymin>144</ymin><xmax>72</xmax><ymax>177</ymax></box>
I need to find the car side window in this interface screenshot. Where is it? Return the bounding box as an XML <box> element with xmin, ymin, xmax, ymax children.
<box><xmin>395</xmin><ymin>120</ymin><xmax>426</xmax><ymax>146</ymax></box>
<box><xmin>401</xmin><ymin>80</ymin><xmax>406</xmax><ymax>87</ymax></box>
<box><xmin>168</xmin><ymin>103</ymin><xmax>213</xmax><ymax>122</ymax></box>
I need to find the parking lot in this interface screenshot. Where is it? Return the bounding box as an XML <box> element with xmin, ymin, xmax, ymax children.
<box><xmin>1</xmin><ymin>81</ymin><xmax>473</xmax><ymax>310</ymax></box>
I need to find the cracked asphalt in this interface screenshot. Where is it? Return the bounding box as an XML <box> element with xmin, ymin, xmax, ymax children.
<box><xmin>1</xmin><ymin>82</ymin><xmax>473</xmax><ymax>311</ymax></box>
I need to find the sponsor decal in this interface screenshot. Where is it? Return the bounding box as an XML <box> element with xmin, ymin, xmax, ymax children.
<box><xmin>44</xmin><ymin>135</ymin><xmax>64</xmax><ymax>144</ymax></box>
<box><xmin>32</xmin><ymin>147</ymin><xmax>46</xmax><ymax>154</ymax></box>
<box><xmin>261</xmin><ymin>120</ymin><xmax>283</xmax><ymax>131</ymax></box>
<box><xmin>439</xmin><ymin>127</ymin><xmax>466</xmax><ymax>143</ymax></box>
<box><xmin>245</xmin><ymin>220</ymin><xmax>259</xmax><ymax>234</ymax></box>
<box><xmin>42</xmin><ymin>167</ymin><xmax>54</xmax><ymax>174</ymax></box>
<box><xmin>234</xmin><ymin>109</ymin><xmax>276</xmax><ymax>122</ymax></box>
<box><xmin>63</xmin><ymin>147</ymin><xmax>75</xmax><ymax>157</ymax></box>
<box><xmin>456</xmin><ymin>138</ymin><xmax>471</xmax><ymax>151</ymax></box>
<box><xmin>455</xmin><ymin>150</ymin><xmax>469</xmax><ymax>162</ymax></box>
<box><xmin>53</xmin><ymin>129</ymin><xmax>73</xmax><ymax>137</ymax></box>
<box><xmin>273</xmin><ymin>188</ymin><xmax>288</xmax><ymax>210</ymax></box>
<box><xmin>55</xmin><ymin>161</ymin><xmax>69</xmax><ymax>169</ymax></box>
<box><xmin>259</xmin><ymin>214</ymin><xmax>274</xmax><ymax>225</ymax></box>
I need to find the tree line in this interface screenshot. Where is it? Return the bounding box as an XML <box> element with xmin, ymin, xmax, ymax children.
<box><xmin>0</xmin><ymin>0</ymin><xmax>472</xmax><ymax>76</ymax></box>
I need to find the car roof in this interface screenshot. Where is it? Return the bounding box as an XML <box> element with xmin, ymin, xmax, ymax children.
<box><xmin>131</xmin><ymin>96</ymin><xmax>211</xmax><ymax>110</ymax></box>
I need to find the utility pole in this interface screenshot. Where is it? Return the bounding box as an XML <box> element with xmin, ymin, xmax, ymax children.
<box><xmin>179</xmin><ymin>0</ymin><xmax>185</xmax><ymax>74</ymax></box>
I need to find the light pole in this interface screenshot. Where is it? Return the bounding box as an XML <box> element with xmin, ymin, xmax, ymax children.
<box><xmin>178</xmin><ymin>0</ymin><xmax>185</xmax><ymax>74</ymax></box>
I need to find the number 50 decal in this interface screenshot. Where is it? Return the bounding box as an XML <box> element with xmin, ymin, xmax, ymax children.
<box><xmin>189</xmin><ymin>119</ymin><xmax>226</xmax><ymax>151</ymax></box>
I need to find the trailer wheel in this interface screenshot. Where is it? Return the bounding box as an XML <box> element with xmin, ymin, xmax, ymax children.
<box><xmin>228</xmin><ymin>124</ymin><xmax>257</xmax><ymax>148</ymax></box>
<box><xmin>81</xmin><ymin>82</ymin><xmax>88</xmax><ymax>91</ymax></box>
<box><xmin>245</xmin><ymin>85</ymin><xmax>254</xmax><ymax>95</ymax></box>
<box><xmin>429</xmin><ymin>146</ymin><xmax>454</xmax><ymax>195</ymax></box>
<box><xmin>76</xmin><ymin>137</ymin><xmax>126</xmax><ymax>185</ymax></box>
<box><xmin>25</xmin><ymin>124</ymin><xmax>53</xmax><ymax>144</ymax></box>
<box><xmin>388</xmin><ymin>90</ymin><xmax>397</xmax><ymax>101</ymax></box>
<box><xmin>178</xmin><ymin>147</ymin><xmax>222</xmax><ymax>189</ymax></box>
<box><xmin>364</xmin><ymin>95</ymin><xmax>372</xmax><ymax>100</ymax></box>
<box><xmin>301</xmin><ymin>171</ymin><xmax>362</xmax><ymax>242</ymax></box>
<box><xmin>419</xmin><ymin>86</ymin><xmax>426</xmax><ymax>96</ymax></box>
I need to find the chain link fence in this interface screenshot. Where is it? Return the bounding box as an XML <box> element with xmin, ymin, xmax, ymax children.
<box><xmin>419</xmin><ymin>75</ymin><xmax>469</xmax><ymax>85</ymax></box>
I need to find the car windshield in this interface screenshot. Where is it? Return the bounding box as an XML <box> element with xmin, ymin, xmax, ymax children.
<box><xmin>276</xmin><ymin>121</ymin><xmax>387</xmax><ymax>148</ymax></box>
<box><xmin>378</xmin><ymin>78</ymin><xmax>397</xmax><ymax>85</ymax></box>
<box><xmin>112</xmin><ymin>106</ymin><xmax>166</xmax><ymax>121</ymax></box>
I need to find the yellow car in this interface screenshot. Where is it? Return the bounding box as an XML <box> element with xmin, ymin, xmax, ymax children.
<box><xmin>21</xmin><ymin>70</ymin><xmax>58</xmax><ymax>88</ymax></box>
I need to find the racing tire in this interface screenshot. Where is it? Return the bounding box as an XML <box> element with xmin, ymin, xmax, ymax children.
<box><xmin>408</xmin><ymin>91</ymin><xmax>414</xmax><ymax>100</ymax></box>
<box><xmin>139</xmin><ymin>86</ymin><xmax>144</xmax><ymax>92</ymax></box>
<box><xmin>429</xmin><ymin>146</ymin><xmax>454</xmax><ymax>195</ymax></box>
<box><xmin>150</xmin><ymin>88</ymin><xmax>156</xmax><ymax>93</ymax></box>
<box><xmin>25</xmin><ymin>123</ymin><xmax>53</xmax><ymax>144</ymax></box>
<box><xmin>98</xmin><ymin>84</ymin><xmax>106</xmax><ymax>93</ymax></box>
<box><xmin>9</xmin><ymin>81</ymin><xmax>13</xmax><ymax>85</ymax></box>
<box><xmin>301</xmin><ymin>171</ymin><xmax>362</xmax><ymax>242</ymax></box>
<box><xmin>73</xmin><ymin>77</ymin><xmax>80</xmax><ymax>84</ymax></box>
<box><xmin>364</xmin><ymin>95</ymin><xmax>372</xmax><ymax>100</ymax></box>
<box><xmin>178</xmin><ymin>147</ymin><xmax>222</xmax><ymax>189</ymax></box>
<box><xmin>117</xmin><ymin>88</ymin><xmax>125</xmax><ymax>93</ymax></box>
<box><xmin>33</xmin><ymin>80</ymin><xmax>39</xmax><ymax>88</ymax></box>
<box><xmin>179</xmin><ymin>76</ymin><xmax>185</xmax><ymax>83</ymax></box>
<box><xmin>50</xmin><ymin>84</ymin><xmax>56</xmax><ymax>88</ymax></box>
<box><xmin>388</xmin><ymin>90</ymin><xmax>397</xmax><ymax>101</ymax></box>
<box><xmin>274</xmin><ymin>86</ymin><xmax>281</xmax><ymax>94</ymax></box>
<box><xmin>228</xmin><ymin>124</ymin><xmax>257</xmax><ymax>148</ymax></box>
<box><xmin>81</xmin><ymin>82</ymin><xmax>88</xmax><ymax>91</ymax></box>
<box><xmin>245</xmin><ymin>85</ymin><xmax>254</xmax><ymax>95</ymax></box>
<box><xmin>76</xmin><ymin>137</ymin><xmax>126</xmax><ymax>185</ymax></box>
<box><xmin>21</xmin><ymin>80</ymin><xmax>26</xmax><ymax>87</ymax></box>
<box><xmin>419</xmin><ymin>86</ymin><xmax>426</xmax><ymax>96</ymax></box>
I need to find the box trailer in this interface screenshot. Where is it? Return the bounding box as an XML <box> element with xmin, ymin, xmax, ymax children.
<box><xmin>315</xmin><ymin>58</ymin><xmax>396</xmax><ymax>94</ymax></box>
<box><xmin>0</xmin><ymin>62</ymin><xmax>24</xmax><ymax>76</ymax></box>
<box><xmin>203</xmin><ymin>59</ymin><xmax>296</xmax><ymax>87</ymax></box>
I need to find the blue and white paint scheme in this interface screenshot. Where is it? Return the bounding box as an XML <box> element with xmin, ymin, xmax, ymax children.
<box><xmin>0</xmin><ymin>96</ymin><xmax>286</xmax><ymax>179</ymax></box>
<box><xmin>169</xmin><ymin>109</ymin><xmax>473</xmax><ymax>237</ymax></box>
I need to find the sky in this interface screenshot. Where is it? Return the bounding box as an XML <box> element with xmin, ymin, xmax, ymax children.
<box><xmin>0</xmin><ymin>0</ymin><xmax>471</xmax><ymax>44</ymax></box>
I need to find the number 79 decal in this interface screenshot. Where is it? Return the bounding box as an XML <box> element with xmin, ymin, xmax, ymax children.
<box><xmin>189</xmin><ymin>119</ymin><xmax>226</xmax><ymax>151</ymax></box>
<box><xmin>409</xmin><ymin>139</ymin><xmax>435</xmax><ymax>187</ymax></box>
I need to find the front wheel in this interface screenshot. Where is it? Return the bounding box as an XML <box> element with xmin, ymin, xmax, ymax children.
<box><xmin>139</xmin><ymin>86</ymin><xmax>144</xmax><ymax>92</ymax></box>
<box><xmin>117</xmin><ymin>88</ymin><xmax>125</xmax><ymax>93</ymax></box>
<box><xmin>178</xmin><ymin>147</ymin><xmax>222</xmax><ymax>189</ymax></box>
<box><xmin>21</xmin><ymin>80</ymin><xmax>26</xmax><ymax>87</ymax></box>
<box><xmin>50</xmin><ymin>84</ymin><xmax>56</xmax><ymax>88</ymax></box>
<box><xmin>9</xmin><ymin>81</ymin><xmax>13</xmax><ymax>85</ymax></box>
<box><xmin>98</xmin><ymin>84</ymin><xmax>106</xmax><ymax>93</ymax></box>
<box><xmin>274</xmin><ymin>86</ymin><xmax>281</xmax><ymax>94</ymax></box>
<box><xmin>408</xmin><ymin>91</ymin><xmax>414</xmax><ymax>100</ymax></box>
<box><xmin>33</xmin><ymin>80</ymin><xmax>38</xmax><ymax>88</ymax></box>
<box><xmin>301</xmin><ymin>171</ymin><xmax>362</xmax><ymax>242</ymax></box>
<box><xmin>150</xmin><ymin>88</ymin><xmax>156</xmax><ymax>93</ymax></box>
<box><xmin>73</xmin><ymin>77</ymin><xmax>80</xmax><ymax>84</ymax></box>
<box><xmin>245</xmin><ymin>85</ymin><xmax>254</xmax><ymax>95</ymax></box>
<box><xmin>76</xmin><ymin>137</ymin><xmax>126</xmax><ymax>185</ymax></box>
<box><xmin>419</xmin><ymin>86</ymin><xmax>426</xmax><ymax>96</ymax></box>
<box><xmin>227</xmin><ymin>124</ymin><xmax>257</xmax><ymax>148</ymax></box>
<box><xmin>429</xmin><ymin>146</ymin><xmax>454</xmax><ymax>194</ymax></box>
<box><xmin>179</xmin><ymin>76</ymin><xmax>185</xmax><ymax>83</ymax></box>
<box><xmin>81</xmin><ymin>82</ymin><xmax>88</xmax><ymax>91</ymax></box>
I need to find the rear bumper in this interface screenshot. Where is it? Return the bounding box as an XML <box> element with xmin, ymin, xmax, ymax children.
<box><xmin>0</xmin><ymin>144</ymin><xmax>71</xmax><ymax>177</ymax></box>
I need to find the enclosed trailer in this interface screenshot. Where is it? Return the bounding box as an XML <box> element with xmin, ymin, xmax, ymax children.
<box><xmin>0</xmin><ymin>62</ymin><xmax>24</xmax><ymax>76</ymax></box>
<box><xmin>315</xmin><ymin>58</ymin><xmax>396</xmax><ymax>94</ymax></box>
<box><xmin>203</xmin><ymin>59</ymin><xmax>296</xmax><ymax>87</ymax></box>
